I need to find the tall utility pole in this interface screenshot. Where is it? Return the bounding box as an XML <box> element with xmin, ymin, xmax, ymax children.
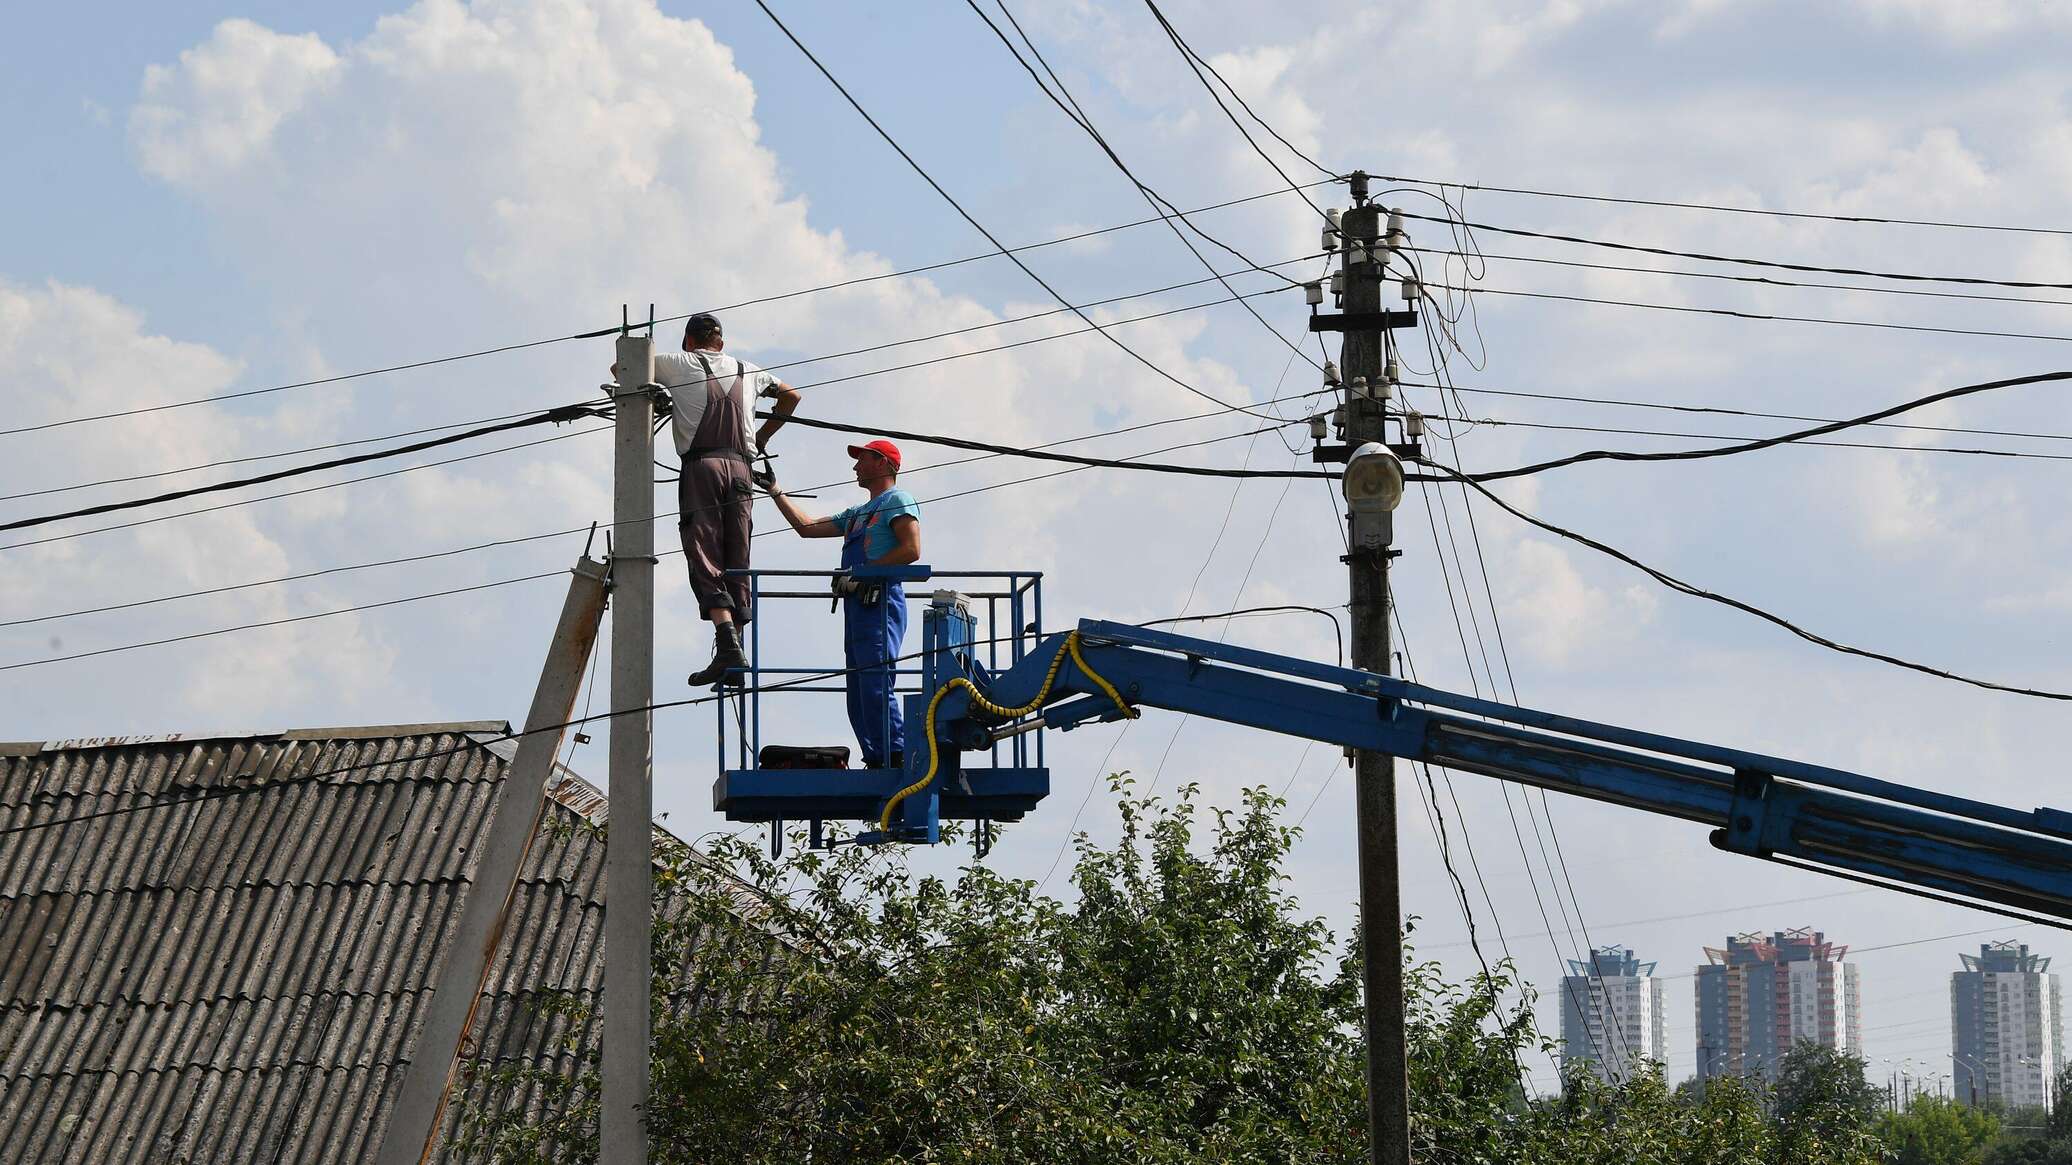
<box><xmin>1336</xmin><ymin>172</ymin><xmax>1412</xmax><ymax>1165</ymax></box>
<box><xmin>602</xmin><ymin>326</ymin><xmax>656</xmax><ymax>1165</ymax></box>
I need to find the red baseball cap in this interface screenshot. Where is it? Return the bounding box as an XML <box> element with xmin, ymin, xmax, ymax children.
<box><xmin>846</xmin><ymin>439</ymin><xmax>902</xmax><ymax>469</ymax></box>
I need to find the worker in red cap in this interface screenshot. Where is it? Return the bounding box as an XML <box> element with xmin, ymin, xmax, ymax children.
<box><xmin>767</xmin><ymin>439</ymin><xmax>921</xmax><ymax>769</ymax></box>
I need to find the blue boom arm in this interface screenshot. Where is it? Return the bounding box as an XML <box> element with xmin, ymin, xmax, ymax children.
<box><xmin>902</xmin><ymin>618</ymin><xmax>2072</xmax><ymax>922</ymax></box>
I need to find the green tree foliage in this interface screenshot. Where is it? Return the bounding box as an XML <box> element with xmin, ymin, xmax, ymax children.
<box><xmin>1773</xmin><ymin>1041</ymin><xmax>1884</xmax><ymax>1164</ymax></box>
<box><xmin>1878</xmin><ymin>1094</ymin><xmax>2001</xmax><ymax>1165</ymax></box>
<box><xmin>449</xmin><ymin>781</ymin><xmax>1960</xmax><ymax>1164</ymax></box>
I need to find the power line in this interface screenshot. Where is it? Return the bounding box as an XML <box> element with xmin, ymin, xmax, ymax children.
<box><xmin>763</xmin><ymin>412</ymin><xmax>1335</xmax><ymax>479</ymax></box>
<box><xmin>969</xmin><ymin>0</ymin><xmax>1325</xmax><ymax>383</ymax></box>
<box><xmin>1429</xmin><ymin>463</ymin><xmax>2072</xmax><ymax>702</ymax></box>
<box><xmin>0</xmin><ymin>425</ymin><xmax>609</xmax><ymax>554</ymax></box>
<box><xmin>1465</xmin><ymin>370</ymin><xmax>2072</xmax><ymax>483</ymax></box>
<box><xmin>0</xmin><ymin>633</ymin><xmax>1029</xmax><ymax>838</ymax></box>
<box><xmin>1406</xmin><ymin>243</ymin><xmax>2072</xmax><ymax>311</ymax></box>
<box><xmin>0</xmin><ymin>569</ymin><xmax>571</xmax><ymax>674</ymax></box>
<box><xmin>1401</xmin><ymin>211</ymin><xmax>2072</xmax><ymax>291</ymax></box>
<box><xmin>1</xmin><ymin>284</ymin><xmax>1312</xmax><ymax>552</ymax></box>
<box><xmin>5</xmin><ymin>387</ymin><xmax>1333</xmax><ymax>631</ymax></box>
<box><xmin>0</xmin><ymin>405</ymin><xmax>575</xmax><ymax>505</ymax></box>
<box><xmin>9</xmin><ymin>256</ymin><xmax>1318</xmax><ymax>507</ymax></box>
<box><xmin>1406</xmin><ymin>379</ymin><xmax>2072</xmax><ymax>447</ymax></box>
<box><xmin>1433</xmin><ymin>280</ymin><xmax>2072</xmax><ymax>345</ymax></box>
<box><xmin>0</xmin><ymin>404</ymin><xmax>600</xmax><ymax>535</ymax></box>
<box><xmin>4</xmin><ymin>420</ymin><xmax>1307</xmax><ymax>670</ymax></box>
<box><xmin>4</xmin><ymin>181</ymin><xmax>1334</xmax><ymax>441</ymax></box>
<box><xmin>1419</xmin><ymin>888</ymin><xmax>1873</xmax><ymax>952</ymax></box>
<box><xmin>1476</xmin><ymin>416</ymin><xmax>2072</xmax><ymax>464</ymax></box>
<box><xmin>1142</xmin><ymin>0</ymin><xmax>1334</xmax><ymax>181</ymax></box>
<box><xmin>1376</xmin><ymin>172</ymin><xmax>2072</xmax><ymax>239</ymax></box>
<box><xmin>1139</xmin><ymin>0</ymin><xmax>1332</xmax><ymax>222</ymax></box>
<box><xmin>750</xmin><ymin>0</ymin><xmax>1285</xmax><ymax>425</ymax></box>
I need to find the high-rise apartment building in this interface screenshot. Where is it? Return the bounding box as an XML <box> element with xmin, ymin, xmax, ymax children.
<box><xmin>1560</xmin><ymin>946</ymin><xmax>1667</xmax><ymax>1083</ymax></box>
<box><xmin>1952</xmin><ymin>941</ymin><xmax>2062</xmax><ymax>1110</ymax></box>
<box><xmin>1695</xmin><ymin>928</ymin><xmax>1861</xmax><ymax>1082</ymax></box>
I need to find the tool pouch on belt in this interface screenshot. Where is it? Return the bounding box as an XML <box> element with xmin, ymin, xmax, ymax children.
<box><xmin>828</xmin><ymin>571</ymin><xmax>884</xmax><ymax>612</ymax></box>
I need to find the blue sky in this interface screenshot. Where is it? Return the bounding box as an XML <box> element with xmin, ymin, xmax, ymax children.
<box><xmin>6</xmin><ymin>0</ymin><xmax>2072</xmax><ymax>1093</ymax></box>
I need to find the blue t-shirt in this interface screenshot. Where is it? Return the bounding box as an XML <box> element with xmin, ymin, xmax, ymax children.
<box><xmin>833</xmin><ymin>488</ymin><xmax>920</xmax><ymax>562</ymax></box>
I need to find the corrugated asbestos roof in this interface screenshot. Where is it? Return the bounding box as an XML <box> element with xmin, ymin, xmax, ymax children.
<box><xmin>0</xmin><ymin>721</ymin><xmax>758</xmax><ymax>1163</ymax></box>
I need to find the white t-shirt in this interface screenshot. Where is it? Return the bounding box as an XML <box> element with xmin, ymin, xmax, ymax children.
<box><xmin>655</xmin><ymin>349</ymin><xmax>777</xmax><ymax>458</ymax></box>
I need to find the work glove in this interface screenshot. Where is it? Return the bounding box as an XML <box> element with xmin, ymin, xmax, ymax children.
<box><xmin>830</xmin><ymin>570</ymin><xmax>859</xmax><ymax>612</ymax></box>
<box><xmin>751</xmin><ymin>465</ymin><xmax>776</xmax><ymax>491</ymax></box>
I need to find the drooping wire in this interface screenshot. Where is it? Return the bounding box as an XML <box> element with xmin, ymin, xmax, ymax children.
<box><xmin>4</xmin><ymin>180</ymin><xmax>1336</xmax><ymax>441</ymax></box>
<box><xmin>1463</xmin><ymin>370</ymin><xmax>2072</xmax><ymax>483</ymax></box>
<box><xmin>1427</xmin><ymin>280</ymin><xmax>2072</xmax><ymax>346</ymax></box>
<box><xmin>3</xmin><ymin>418</ymin><xmax>1311</xmax><ymax>671</ymax></box>
<box><xmin>1399</xmin><ymin>210</ymin><xmax>2072</xmax><ymax>291</ymax></box>
<box><xmin>748</xmin><ymin>0</ymin><xmax>1288</xmax><ymax>425</ymax></box>
<box><xmin>1139</xmin><ymin>0</ymin><xmax>1332</xmax><ymax>222</ymax></box>
<box><xmin>0</xmin><ymin>403</ymin><xmax>601</xmax><ymax>535</ymax></box>
<box><xmin>1430</xmin><ymin>464</ymin><xmax>2072</xmax><ymax>702</ymax></box>
<box><xmin>4</xmin><ymin>386</ymin><xmax>1336</xmax><ymax>631</ymax></box>
<box><xmin>1374</xmin><ymin>171</ymin><xmax>2072</xmax><ymax>238</ymax></box>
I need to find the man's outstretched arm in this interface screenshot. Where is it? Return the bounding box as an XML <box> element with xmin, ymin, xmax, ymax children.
<box><xmin>769</xmin><ymin>484</ymin><xmax>841</xmax><ymax>538</ymax></box>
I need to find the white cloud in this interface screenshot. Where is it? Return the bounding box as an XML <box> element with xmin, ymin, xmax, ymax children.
<box><xmin>0</xmin><ymin>280</ymin><xmax>394</xmax><ymax>721</ymax></box>
<box><xmin>130</xmin><ymin>18</ymin><xmax>341</xmax><ymax>184</ymax></box>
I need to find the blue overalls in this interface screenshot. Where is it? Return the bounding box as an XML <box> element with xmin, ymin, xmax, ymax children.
<box><xmin>841</xmin><ymin>497</ymin><xmax>908</xmax><ymax>768</ymax></box>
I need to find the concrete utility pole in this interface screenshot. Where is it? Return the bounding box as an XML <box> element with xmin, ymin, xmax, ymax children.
<box><xmin>603</xmin><ymin>326</ymin><xmax>656</xmax><ymax>1165</ymax></box>
<box><xmin>375</xmin><ymin>554</ymin><xmax>610</xmax><ymax>1165</ymax></box>
<box><xmin>1337</xmin><ymin>173</ymin><xmax>1412</xmax><ymax>1165</ymax></box>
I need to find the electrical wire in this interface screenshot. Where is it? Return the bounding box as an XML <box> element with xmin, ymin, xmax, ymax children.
<box><xmin>1470</xmin><ymin>415</ymin><xmax>2072</xmax><ymax>464</ymax></box>
<box><xmin>3</xmin><ymin>420</ymin><xmax>1307</xmax><ymax>670</ymax></box>
<box><xmin>0</xmin><ymin>403</ymin><xmax>601</xmax><ymax>535</ymax></box>
<box><xmin>750</xmin><ymin>0</ymin><xmax>1287</xmax><ymax>424</ymax></box>
<box><xmin>1405</xmin><ymin>243</ymin><xmax>2072</xmax><ymax>311</ymax></box>
<box><xmin>3</xmin><ymin>180</ymin><xmax>1335</xmax><ymax>441</ymax></box>
<box><xmin>1407</xmin><ymin>379</ymin><xmax>2072</xmax><ymax>447</ymax></box>
<box><xmin>0</xmin><ymin>632</ymin><xmax>1035</xmax><ymax>838</ymax></box>
<box><xmin>1418</xmin><ymin>887</ymin><xmax>1872</xmax><ymax>952</ymax></box>
<box><xmin>12</xmin><ymin>259</ymin><xmax>1319</xmax><ymax>508</ymax></box>
<box><xmin>0</xmin><ymin>405</ymin><xmax>578</xmax><ymax>505</ymax></box>
<box><xmin>1465</xmin><ymin>369</ymin><xmax>2072</xmax><ymax>483</ymax></box>
<box><xmin>1399</xmin><ymin>210</ymin><xmax>2072</xmax><ymax>291</ymax></box>
<box><xmin>5</xmin><ymin>386</ymin><xmax>1335</xmax><ymax>631</ymax></box>
<box><xmin>1428</xmin><ymin>463</ymin><xmax>2072</xmax><ymax>702</ymax></box>
<box><xmin>1431</xmin><ymin>280</ymin><xmax>2072</xmax><ymax>346</ymax></box>
<box><xmin>1141</xmin><ymin>0</ymin><xmax>1334</xmax><ymax>181</ymax></box>
<box><xmin>2</xmin><ymin>284</ymin><xmax>1311</xmax><ymax>551</ymax></box>
<box><xmin>761</xmin><ymin>412</ymin><xmax>1335</xmax><ymax>479</ymax></box>
<box><xmin>1374</xmin><ymin>172</ymin><xmax>2072</xmax><ymax>238</ymax></box>
<box><xmin>971</xmin><ymin>0</ymin><xmax>1325</xmax><ymax>386</ymax></box>
<box><xmin>1137</xmin><ymin>605</ymin><xmax>1344</xmax><ymax>666</ymax></box>
<box><xmin>0</xmin><ymin>425</ymin><xmax>610</xmax><ymax>554</ymax></box>
<box><xmin>1140</xmin><ymin>0</ymin><xmax>1332</xmax><ymax>224</ymax></box>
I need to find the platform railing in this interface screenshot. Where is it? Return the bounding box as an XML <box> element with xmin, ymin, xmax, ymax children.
<box><xmin>716</xmin><ymin>566</ymin><xmax>1045</xmax><ymax>795</ymax></box>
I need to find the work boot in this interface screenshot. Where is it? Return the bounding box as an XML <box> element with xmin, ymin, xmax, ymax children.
<box><xmin>688</xmin><ymin>623</ymin><xmax>746</xmax><ymax>687</ymax></box>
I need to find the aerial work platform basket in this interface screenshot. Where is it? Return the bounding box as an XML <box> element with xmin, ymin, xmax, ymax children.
<box><xmin>711</xmin><ymin>566</ymin><xmax>1050</xmax><ymax>852</ymax></box>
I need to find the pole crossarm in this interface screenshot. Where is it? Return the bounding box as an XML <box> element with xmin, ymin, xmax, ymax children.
<box><xmin>938</xmin><ymin>619</ymin><xmax>2072</xmax><ymax>924</ymax></box>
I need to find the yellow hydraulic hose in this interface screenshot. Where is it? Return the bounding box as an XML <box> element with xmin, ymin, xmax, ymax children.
<box><xmin>877</xmin><ymin>630</ymin><xmax>1136</xmax><ymax>833</ymax></box>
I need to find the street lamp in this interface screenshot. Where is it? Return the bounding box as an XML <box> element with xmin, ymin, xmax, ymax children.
<box><xmin>1951</xmin><ymin>1053</ymin><xmax>1985</xmax><ymax>1108</ymax></box>
<box><xmin>1342</xmin><ymin>442</ymin><xmax>1404</xmax><ymax>551</ymax></box>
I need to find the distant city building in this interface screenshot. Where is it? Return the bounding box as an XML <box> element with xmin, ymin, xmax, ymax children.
<box><xmin>1952</xmin><ymin>940</ymin><xmax>2063</xmax><ymax>1110</ymax></box>
<box><xmin>1695</xmin><ymin>928</ymin><xmax>1861</xmax><ymax>1082</ymax></box>
<box><xmin>1560</xmin><ymin>945</ymin><xmax>1667</xmax><ymax>1083</ymax></box>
